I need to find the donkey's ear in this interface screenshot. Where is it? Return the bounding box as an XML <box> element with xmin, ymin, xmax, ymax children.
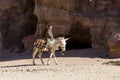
<box><xmin>65</xmin><ymin>38</ymin><xmax>69</xmax><ymax>41</ymax></box>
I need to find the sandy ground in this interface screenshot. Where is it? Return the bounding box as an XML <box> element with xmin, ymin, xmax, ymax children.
<box><xmin>0</xmin><ymin>48</ymin><xmax>120</xmax><ymax>80</ymax></box>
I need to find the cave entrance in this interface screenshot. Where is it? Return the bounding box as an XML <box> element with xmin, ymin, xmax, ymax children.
<box><xmin>66</xmin><ymin>38</ymin><xmax>92</xmax><ymax>50</ymax></box>
<box><xmin>66</xmin><ymin>23</ymin><xmax>92</xmax><ymax>50</ymax></box>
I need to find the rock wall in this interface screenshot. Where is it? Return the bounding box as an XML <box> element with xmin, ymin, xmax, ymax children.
<box><xmin>34</xmin><ymin>0</ymin><xmax>120</xmax><ymax>57</ymax></box>
<box><xmin>34</xmin><ymin>0</ymin><xmax>93</xmax><ymax>48</ymax></box>
<box><xmin>34</xmin><ymin>0</ymin><xmax>120</xmax><ymax>47</ymax></box>
<box><xmin>0</xmin><ymin>0</ymin><xmax>37</xmax><ymax>50</ymax></box>
<box><xmin>108</xmin><ymin>30</ymin><xmax>120</xmax><ymax>58</ymax></box>
<box><xmin>0</xmin><ymin>0</ymin><xmax>120</xmax><ymax>57</ymax></box>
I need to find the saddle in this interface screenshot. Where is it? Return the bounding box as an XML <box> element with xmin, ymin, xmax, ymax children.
<box><xmin>34</xmin><ymin>38</ymin><xmax>54</xmax><ymax>51</ymax></box>
<box><xmin>34</xmin><ymin>39</ymin><xmax>45</xmax><ymax>48</ymax></box>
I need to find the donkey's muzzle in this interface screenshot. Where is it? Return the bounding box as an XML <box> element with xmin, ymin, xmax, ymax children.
<box><xmin>61</xmin><ymin>52</ymin><xmax>64</xmax><ymax>55</ymax></box>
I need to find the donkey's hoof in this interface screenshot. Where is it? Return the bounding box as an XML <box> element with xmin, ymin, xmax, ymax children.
<box><xmin>47</xmin><ymin>63</ymin><xmax>49</xmax><ymax>65</ymax></box>
<box><xmin>55</xmin><ymin>63</ymin><xmax>58</xmax><ymax>65</ymax></box>
<box><xmin>33</xmin><ymin>63</ymin><xmax>35</xmax><ymax>65</ymax></box>
<box><xmin>42</xmin><ymin>62</ymin><xmax>44</xmax><ymax>65</ymax></box>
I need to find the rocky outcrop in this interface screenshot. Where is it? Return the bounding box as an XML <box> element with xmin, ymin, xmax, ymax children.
<box><xmin>22</xmin><ymin>34</ymin><xmax>37</xmax><ymax>49</ymax></box>
<box><xmin>0</xmin><ymin>0</ymin><xmax>37</xmax><ymax>50</ymax></box>
<box><xmin>108</xmin><ymin>30</ymin><xmax>120</xmax><ymax>58</ymax></box>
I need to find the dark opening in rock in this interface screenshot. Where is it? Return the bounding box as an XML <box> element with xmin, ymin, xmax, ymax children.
<box><xmin>66</xmin><ymin>38</ymin><xmax>92</xmax><ymax>50</ymax></box>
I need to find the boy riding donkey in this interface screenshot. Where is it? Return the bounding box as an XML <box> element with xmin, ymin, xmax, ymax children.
<box><xmin>44</xmin><ymin>25</ymin><xmax>54</xmax><ymax>51</ymax></box>
<box><xmin>32</xmin><ymin>25</ymin><xmax>69</xmax><ymax>65</ymax></box>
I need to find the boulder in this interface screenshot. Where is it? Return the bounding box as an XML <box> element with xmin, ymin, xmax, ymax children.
<box><xmin>108</xmin><ymin>30</ymin><xmax>120</xmax><ymax>58</ymax></box>
<box><xmin>22</xmin><ymin>35</ymin><xmax>37</xmax><ymax>49</ymax></box>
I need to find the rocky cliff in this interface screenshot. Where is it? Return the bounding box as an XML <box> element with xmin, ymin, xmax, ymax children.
<box><xmin>34</xmin><ymin>0</ymin><xmax>119</xmax><ymax>51</ymax></box>
<box><xmin>0</xmin><ymin>0</ymin><xmax>37</xmax><ymax>50</ymax></box>
<box><xmin>0</xmin><ymin>0</ymin><xmax>120</xmax><ymax>57</ymax></box>
<box><xmin>34</xmin><ymin>0</ymin><xmax>120</xmax><ymax>57</ymax></box>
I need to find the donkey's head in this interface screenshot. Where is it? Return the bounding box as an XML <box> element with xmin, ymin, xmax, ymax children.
<box><xmin>59</xmin><ymin>37</ymin><xmax>69</xmax><ymax>52</ymax></box>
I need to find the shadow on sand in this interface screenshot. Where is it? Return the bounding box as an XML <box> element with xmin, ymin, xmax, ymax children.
<box><xmin>0</xmin><ymin>48</ymin><xmax>108</xmax><ymax>62</ymax></box>
<box><xmin>0</xmin><ymin>64</ymin><xmax>38</xmax><ymax>68</ymax></box>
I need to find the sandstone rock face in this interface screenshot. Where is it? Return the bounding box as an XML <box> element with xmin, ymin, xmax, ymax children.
<box><xmin>0</xmin><ymin>31</ymin><xmax>3</xmax><ymax>50</ymax></box>
<box><xmin>26</xmin><ymin>0</ymin><xmax>120</xmax><ymax>57</ymax></box>
<box><xmin>0</xmin><ymin>0</ymin><xmax>120</xmax><ymax>57</ymax></box>
<box><xmin>22</xmin><ymin>35</ymin><xmax>37</xmax><ymax>49</ymax></box>
<box><xmin>34</xmin><ymin>0</ymin><xmax>93</xmax><ymax>49</ymax></box>
<box><xmin>108</xmin><ymin>30</ymin><xmax>120</xmax><ymax>58</ymax></box>
<box><xmin>0</xmin><ymin>0</ymin><xmax>37</xmax><ymax>50</ymax></box>
<box><xmin>34</xmin><ymin>0</ymin><xmax>120</xmax><ymax>57</ymax></box>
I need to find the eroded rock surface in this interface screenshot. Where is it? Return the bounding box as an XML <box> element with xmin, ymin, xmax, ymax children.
<box><xmin>0</xmin><ymin>0</ymin><xmax>120</xmax><ymax>57</ymax></box>
<box><xmin>0</xmin><ymin>0</ymin><xmax>37</xmax><ymax>50</ymax></box>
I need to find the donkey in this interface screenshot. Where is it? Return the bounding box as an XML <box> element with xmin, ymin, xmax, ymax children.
<box><xmin>32</xmin><ymin>37</ymin><xmax>69</xmax><ymax>65</ymax></box>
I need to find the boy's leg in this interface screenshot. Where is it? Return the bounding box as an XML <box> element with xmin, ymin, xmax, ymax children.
<box><xmin>45</xmin><ymin>38</ymin><xmax>50</xmax><ymax>50</ymax></box>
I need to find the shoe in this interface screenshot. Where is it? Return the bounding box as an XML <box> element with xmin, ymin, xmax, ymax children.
<box><xmin>44</xmin><ymin>48</ymin><xmax>48</xmax><ymax>51</ymax></box>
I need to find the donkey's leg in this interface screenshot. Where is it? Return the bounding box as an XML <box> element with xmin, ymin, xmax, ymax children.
<box><xmin>38</xmin><ymin>52</ymin><xmax>44</xmax><ymax>65</ymax></box>
<box><xmin>47</xmin><ymin>52</ymin><xmax>53</xmax><ymax>65</ymax></box>
<box><xmin>53</xmin><ymin>53</ymin><xmax>58</xmax><ymax>65</ymax></box>
<box><xmin>32</xmin><ymin>48</ymin><xmax>38</xmax><ymax>65</ymax></box>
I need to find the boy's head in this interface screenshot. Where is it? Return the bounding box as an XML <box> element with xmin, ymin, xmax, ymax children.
<box><xmin>47</xmin><ymin>25</ymin><xmax>52</xmax><ymax>29</ymax></box>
